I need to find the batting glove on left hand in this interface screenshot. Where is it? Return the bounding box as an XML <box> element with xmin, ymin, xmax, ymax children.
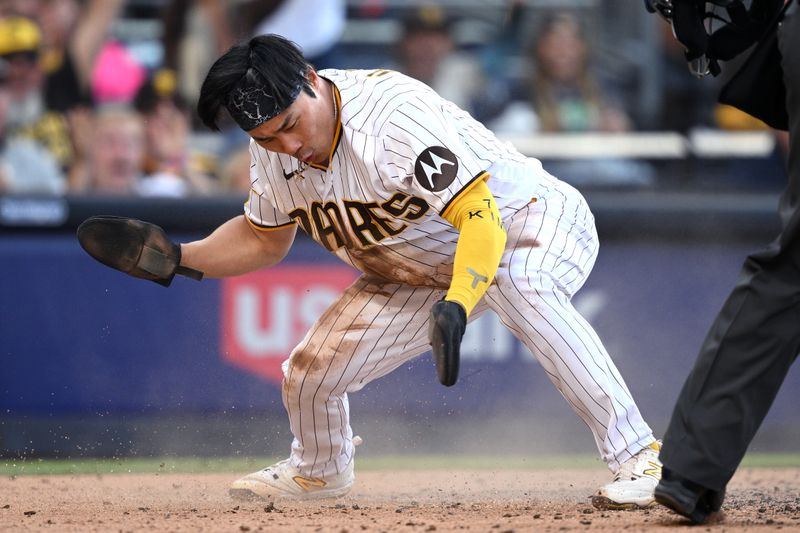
<box><xmin>429</xmin><ymin>300</ymin><xmax>467</xmax><ymax>387</ymax></box>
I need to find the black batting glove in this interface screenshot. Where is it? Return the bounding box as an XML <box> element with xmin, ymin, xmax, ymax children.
<box><xmin>429</xmin><ymin>300</ymin><xmax>467</xmax><ymax>387</ymax></box>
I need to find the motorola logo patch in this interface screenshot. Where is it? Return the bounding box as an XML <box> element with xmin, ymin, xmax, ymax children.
<box><xmin>414</xmin><ymin>146</ymin><xmax>458</xmax><ymax>192</ymax></box>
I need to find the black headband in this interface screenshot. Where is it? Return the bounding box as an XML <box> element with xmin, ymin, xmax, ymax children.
<box><xmin>226</xmin><ymin>81</ymin><xmax>303</xmax><ymax>131</ymax></box>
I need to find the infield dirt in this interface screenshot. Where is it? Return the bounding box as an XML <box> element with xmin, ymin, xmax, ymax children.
<box><xmin>2</xmin><ymin>467</ymin><xmax>799</xmax><ymax>532</ymax></box>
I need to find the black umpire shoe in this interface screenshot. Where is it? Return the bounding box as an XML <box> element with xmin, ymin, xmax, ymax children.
<box><xmin>654</xmin><ymin>467</ymin><xmax>725</xmax><ymax>524</ymax></box>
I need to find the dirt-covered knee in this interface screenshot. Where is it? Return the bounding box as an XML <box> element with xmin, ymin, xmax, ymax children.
<box><xmin>283</xmin><ymin>346</ymin><xmax>331</xmax><ymax>392</ymax></box>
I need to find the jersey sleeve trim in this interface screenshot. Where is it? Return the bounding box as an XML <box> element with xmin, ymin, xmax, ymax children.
<box><xmin>244</xmin><ymin>215</ymin><xmax>297</xmax><ymax>232</ymax></box>
<box><xmin>309</xmin><ymin>81</ymin><xmax>343</xmax><ymax>171</ymax></box>
<box><xmin>439</xmin><ymin>170</ymin><xmax>490</xmax><ymax>219</ymax></box>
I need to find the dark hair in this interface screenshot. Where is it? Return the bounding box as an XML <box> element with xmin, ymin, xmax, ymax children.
<box><xmin>197</xmin><ymin>34</ymin><xmax>313</xmax><ymax>131</ymax></box>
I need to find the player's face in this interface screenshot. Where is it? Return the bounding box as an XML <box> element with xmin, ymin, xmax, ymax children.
<box><xmin>247</xmin><ymin>71</ymin><xmax>335</xmax><ymax>166</ymax></box>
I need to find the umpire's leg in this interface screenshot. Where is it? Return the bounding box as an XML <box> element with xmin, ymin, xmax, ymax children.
<box><xmin>660</xmin><ymin>1</ymin><xmax>800</xmax><ymax>493</ymax></box>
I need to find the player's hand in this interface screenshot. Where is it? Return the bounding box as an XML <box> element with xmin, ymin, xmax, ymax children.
<box><xmin>429</xmin><ymin>300</ymin><xmax>466</xmax><ymax>387</ymax></box>
<box><xmin>77</xmin><ymin>216</ymin><xmax>204</xmax><ymax>287</ymax></box>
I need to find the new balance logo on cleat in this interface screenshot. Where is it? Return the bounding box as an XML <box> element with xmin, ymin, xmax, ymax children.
<box><xmin>643</xmin><ymin>461</ymin><xmax>662</xmax><ymax>479</ymax></box>
<box><xmin>293</xmin><ymin>476</ymin><xmax>328</xmax><ymax>491</ymax></box>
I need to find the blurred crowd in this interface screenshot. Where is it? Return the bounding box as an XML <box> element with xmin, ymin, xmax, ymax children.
<box><xmin>0</xmin><ymin>0</ymin><xmax>786</xmax><ymax>197</ymax></box>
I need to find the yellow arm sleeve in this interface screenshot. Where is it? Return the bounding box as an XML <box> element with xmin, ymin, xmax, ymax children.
<box><xmin>441</xmin><ymin>177</ymin><xmax>507</xmax><ymax>317</ymax></box>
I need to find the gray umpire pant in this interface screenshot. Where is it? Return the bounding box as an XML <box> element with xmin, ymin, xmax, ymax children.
<box><xmin>659</xmin><ymin>1</ymin><xmax>800</xmax><ymax>492</ymax></box>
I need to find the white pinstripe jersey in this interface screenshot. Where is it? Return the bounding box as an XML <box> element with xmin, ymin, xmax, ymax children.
<box><xmin>245</xmin><ymin>68</ymin><xmax>548</xmax><ymax>287</ymax></box>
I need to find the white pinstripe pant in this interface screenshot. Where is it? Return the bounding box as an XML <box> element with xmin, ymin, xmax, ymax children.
<box><xmin>281</xmin><ymin>178</ymin><xmax>654</xmax><ymax>478</ymax></box>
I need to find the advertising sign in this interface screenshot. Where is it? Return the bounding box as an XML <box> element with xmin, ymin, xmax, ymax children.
<box><xmin>221</xmin><ymin>266</ymin><xmax>358</xmax><ymax>383</ymax></box>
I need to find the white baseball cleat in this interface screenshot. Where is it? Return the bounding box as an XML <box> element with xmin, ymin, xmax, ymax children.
<box><xmin>229</xmin><ymin>437</ymin><xmax>362</xmax><ymax>501</ymax></box>
<box><xmin>591</xmin><ymin>441</ymin><xmax>662</xmax><ymax>510</ymax></box>
<box><xmin>229</xmin><ymin>458</ymin><xmax>354</xmax><ymax>501</ymax></box>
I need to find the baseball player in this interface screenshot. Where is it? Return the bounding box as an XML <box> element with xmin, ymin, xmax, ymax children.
<box><xmin>77</xmin><ymin>35</ymin><xmax>661</xmax><ymax>509</ymax></box>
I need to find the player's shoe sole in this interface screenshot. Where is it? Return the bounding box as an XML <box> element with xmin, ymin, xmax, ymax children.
<box><xmin>229</xmin><ymin>483</ymin><xmax>353</xmax><ymax>502</ymax></box>
<box><xmin>590</xmin><ymin>495</ymin><xmax>657</xmax><ymax>511</ymax></box>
